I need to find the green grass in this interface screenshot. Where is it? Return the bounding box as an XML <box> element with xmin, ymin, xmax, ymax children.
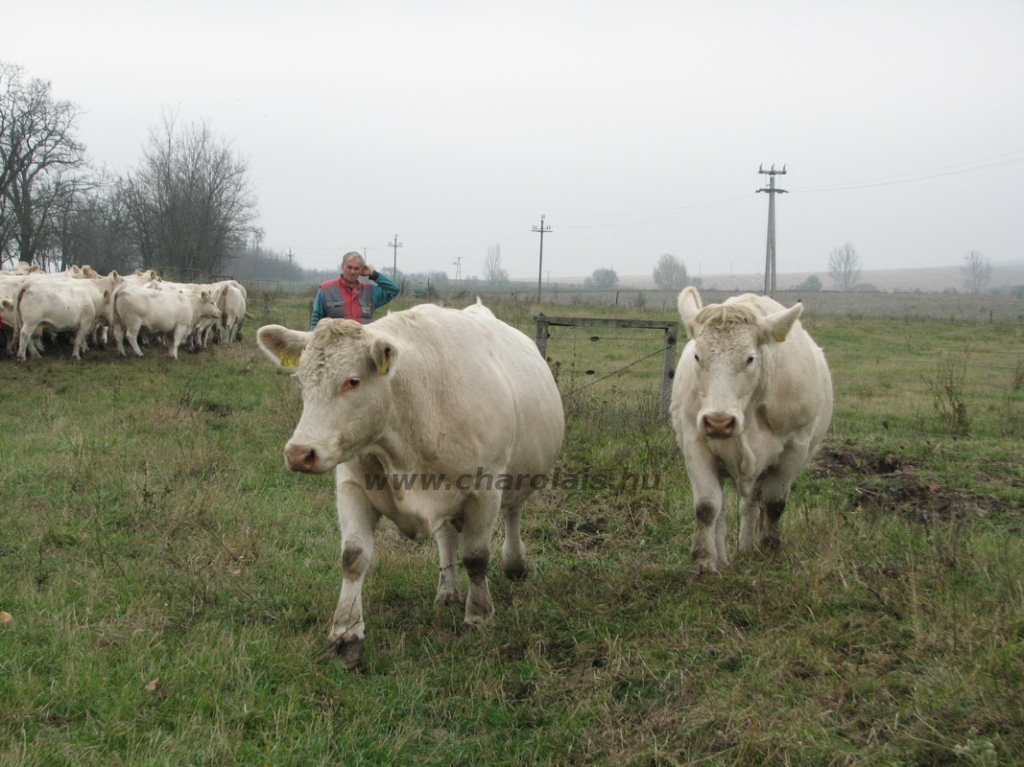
<box><xmin>1</xmin><ymin>292</ymin><xmax>1023</xmax><ymax>766</ymax></box>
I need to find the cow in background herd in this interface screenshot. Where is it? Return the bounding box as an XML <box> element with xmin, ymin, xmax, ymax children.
<box><xmin>0</xmin><ymin>263</ymin><xmax>249</xmax><ymax>360</ymax></box>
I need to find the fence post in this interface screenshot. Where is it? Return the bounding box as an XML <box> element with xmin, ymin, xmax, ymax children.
<box><xmin>533</xmin><ymin>315</ymin><xmax>549</xmax><ymax>359</ymax></box>
<box><xmin>660</xmin><ymin>324</ymin><xmax>678</xmax><ymax>420</ymax></box>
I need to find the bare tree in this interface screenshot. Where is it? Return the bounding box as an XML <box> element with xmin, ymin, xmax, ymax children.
<box><xmin>828</xmin><ymin>243</ymin><xmax>861</xmax><ymax>292</ymax></box>
<box><xmin>652</xmin><ymin>253</ymin><xmax>687</xmax><ymax>290</ymax></box>
<box><xmin>51</xmin><ymin>172</ymin><xmax>136</xmax><ymax>274</ymax></box>
<box><xmin>0</xmin><ymin>61</ymin><xmax>88</xmax><ymax>267</ymax></box>
<box><xmin>121</xmin><ymin>113</ymin><xmax>261</xmax><ymax>279</ymax></box>
<box><xmin>484</xmin><ymin>244</ymin><xmax>509</xmax><ymax>284</ymax></box>
<box><xmin>961</xmin><ymin>250</ymin><xmax>991</xmax><ymax>294</ymax></box>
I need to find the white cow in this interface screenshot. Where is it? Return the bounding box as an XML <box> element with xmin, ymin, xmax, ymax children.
<box><xmin>111</xmin><ymin>283</ymin><xmax>221</xmax><ymax>359</ymax></box>
<box><xmin>16</xmin><ymin>272</ymin><xmax>122</xmax><ymax>360</ymax></box>
<box><xmin>214</xmin><ymin>281</ymin><xmax>247</xmax><ymax>343</ymax></box>
<box><xmin>0</xmin><ymin>276</ymin><xmax>31</xmax><ymax>354</ymax></box>
<box><xmin>670</xmin><ymin>287</ymin><xmax>833</xmax><ymax>574</ymax></box>
<box><xmin>0</xmin><ymin>297</ymin><xmax>13</xmax><ymax>350</ymax></box>
<box><xmin>256</xmin><ymin>302</ymin><xmax>564</xmax><ymax>668</ymax></box>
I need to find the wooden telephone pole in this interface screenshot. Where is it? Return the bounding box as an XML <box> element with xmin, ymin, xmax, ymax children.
<box><xmin>533</xmin><ymin>215</ymin><xmax>551</xmax><ymax>303</ymax></box>
<box><xmin>388</xmin><ymin>235</ymin><xmax>403</xmax><ymax>277</ymax></box>
<box><xmin>757</xmin><ymin>165</ymin><xmax>787</xmax><ymax>296</ymax></box>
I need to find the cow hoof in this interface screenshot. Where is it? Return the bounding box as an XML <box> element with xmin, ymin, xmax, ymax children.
<box><xmin>434</xmin><ymin>589</ymin><xmax>463</xmax><ymax>608</ymax></box>
<box><xmin>325</xmin><ymin>636</ymin><xmax>365</xmax><ymax>669</ymax></box>
<box><xmin>459</xmin><ymin>617</ymin><xmax>490</xmax><ymax>634</ymax></box>
<box><xmin>501</xmin><ymin>560</ymin><xmax>529</xmax><ymax>580</ymax></box>
<box><xmin>691</xmin><ymin>558</ymin><xmax>721</xmax><ymax>576</ymax></box>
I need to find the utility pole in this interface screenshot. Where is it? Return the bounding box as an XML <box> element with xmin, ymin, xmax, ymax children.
<box><xmin>532</xmin><ymin>215</ymin><xmax>551</xmax><ymax>303</ymax></box>
<box><xmin>388</xmin><ymin>235</ymin><xmax>402</xmax><ymax>278</ymax></box>
<box><xmin>453</xmin><ymin>256</ymin><xmax>462</xmax><ymax>284</ymax></box>
<box><xmin>757</xmin><ymin>164</ymin><xmax>787</xmax><ymax>296</ymax></box>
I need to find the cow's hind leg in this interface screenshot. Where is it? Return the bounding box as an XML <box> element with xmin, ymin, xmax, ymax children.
<box><xmin>433</xmin><ymin>521</ymin><xmax>463</xmax><ymax>607</ymax></box>
<box><xmin>754</xmin><ymin>467</ymin><xmax>799</xmax><ymax>553</ymax></box>
<box><xmin>460</xmin><ymin>492</ymin><xmax>501</xmax><ymax>628</ymax></box>
<box><xmin>499</xmin><ymin>500</ymin><xmax>528</xmax><ymax>580</ymax></box>
<box><xmin>736</xmin><ymin>485</ymin><xmax>762</xmax><ymax>555</ymax></box>
<box><xmin>758</xmin><ymin>497</ymin><xmax>787</xmax><ymax>552</ymax></box>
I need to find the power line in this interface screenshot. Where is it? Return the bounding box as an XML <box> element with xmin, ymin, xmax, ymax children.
<box><xmin>791</xmin><ymin>150</ymin><xmax>1024</xmax><ymax>193</ymax></box>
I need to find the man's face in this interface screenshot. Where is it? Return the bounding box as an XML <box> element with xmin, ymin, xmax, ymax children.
<box><xmin>341</xmin><ymin>259</ymin><xmax>363</xmax><ymax>285</ymax></box>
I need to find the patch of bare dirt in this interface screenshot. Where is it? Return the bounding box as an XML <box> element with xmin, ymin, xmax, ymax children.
<box><xmin>811</xmin><ymin>444</ymin><xmax>1024</xmax><ymax>525</ymax></box>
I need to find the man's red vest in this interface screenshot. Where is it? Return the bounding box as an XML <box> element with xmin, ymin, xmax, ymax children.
<box><xmin>320</xmin><ymin>278</ymin><xmax>375</xmax><ymax>324</ymax></box>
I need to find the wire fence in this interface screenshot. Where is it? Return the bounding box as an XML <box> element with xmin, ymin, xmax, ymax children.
<box><xmin>540</xmin><ymin>317</ymin><xmax>1024</xmax><ymax>443</ymax></box>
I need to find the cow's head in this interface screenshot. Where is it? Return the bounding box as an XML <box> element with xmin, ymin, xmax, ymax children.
<box><xmin>679</xmin><ymin>287</ymin><xmax>802</xmax><ymax>439</ymax></box>
<box><xmin>198</xmin><ymin>289</ymin><xmax>222</xmax><ymax>317</ymax></box>
<box><xmin>257</xmin><ymin>319</ymin><xmax>397</xmax><ymax>473</ymax></box>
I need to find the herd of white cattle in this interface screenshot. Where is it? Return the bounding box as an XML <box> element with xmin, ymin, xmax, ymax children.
<box><xmin>0</xmin><ymin>262</ymin><xmax>249</xmax><ymax>361</ymax></box>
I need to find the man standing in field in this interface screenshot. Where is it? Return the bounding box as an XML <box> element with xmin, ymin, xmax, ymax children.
<box><xmin>309</xmin><ymin>252</ymin><xmax>400</xmax><ymax>330</ymax></box>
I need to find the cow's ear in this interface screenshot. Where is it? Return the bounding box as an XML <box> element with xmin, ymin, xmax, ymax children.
<box><xmin>761</xmin><ymin>302</ymin><xmax>803</xmax><ymax>343</ymax></box>
<box><xmin>257</xmin><ymin>325</ymin><xmax>312</xmax><ymax>369</ymax></box>
<box><xmin>677</xmin><ymin>286</ymin><xmax>703</xmax><ymax>338</ymax></box>
<box><xmin>369</xmin><ymin>337</ymin><xmax>396</xmax><ymax>376</ymax></box>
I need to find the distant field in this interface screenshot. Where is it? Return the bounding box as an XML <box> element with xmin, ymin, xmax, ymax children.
<box><xmin>1</xmin><ymin>290</ymin><xmax>1022</xmax><ymax>766</ymax></box>
<box><xmin>242</xmin><ymin>279</ymin><xmax>1024</xmax><ymax>323</ymax></box>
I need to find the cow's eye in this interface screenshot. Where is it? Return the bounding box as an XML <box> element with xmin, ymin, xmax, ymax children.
<box><xmin>341</xmin><ymin>376</ymin><xmax>360</xmax><ymax>393</ymax></box>
<box><xmin>746</xmin><ymin>354</ymin><xmax>756</xmax><ymax>366</ymax></box>
<box><xmin>693</xmin><ymin>353</ymin><xmax>700</xmax><ymax>365</ymax></box>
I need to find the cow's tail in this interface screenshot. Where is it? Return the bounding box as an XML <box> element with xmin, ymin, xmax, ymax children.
<box><xmin>15</xmin><ymin>281</ymin><xmax>31</xmax><ymax>313</ymax></box>
<box><xmin>111</xmin><ymin>283</ymin><xmax>128</xmax><ymax>328</ymax></box>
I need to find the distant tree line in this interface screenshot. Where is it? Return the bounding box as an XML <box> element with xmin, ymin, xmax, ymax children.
<box><xmin>1</xmin><ymin>61</ymin><xmax>259</xmax><ymax>279</ymax></box>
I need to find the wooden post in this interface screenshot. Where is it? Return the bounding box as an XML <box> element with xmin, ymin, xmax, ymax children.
<box><xmin>660</xmin><ymin>323</ymin><xmax>678</xmax><ymax>420</ymax></box>
<box><xmin>533</xmin><ymin>315</ymin><xmax>549</xmax><ymax>359</ymax></box>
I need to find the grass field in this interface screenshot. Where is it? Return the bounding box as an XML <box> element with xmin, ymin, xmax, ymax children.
<box><xmin>1</xmin><ymin>290</ymin><xmax>1023</xmax><ymax>766</ymax></box>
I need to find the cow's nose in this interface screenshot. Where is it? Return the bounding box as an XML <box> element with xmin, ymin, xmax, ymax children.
<box><xmin>702</xmin><ymin>413</ymin><xmax>736</xmax><ymax>438</ymax></box>
<box><xmin>285</xmin><ymin>443</ymin><xmax>319</xmax><ymax>472</ymax></box>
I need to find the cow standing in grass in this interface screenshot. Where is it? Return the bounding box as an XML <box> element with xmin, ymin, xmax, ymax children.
<box><xmin>257</xmin><ymin>302</ymin><xmax>564</xmax><ymax>667</ymax></box>
<box><xmin>670</xmin><ymin>287</ymin><xmax>833</xmax><ymax>574</ymax></box>
<box><xmin>111</xmin><ymin>283</ymin><xmax>221</xmax><ymax>359</ymax></box>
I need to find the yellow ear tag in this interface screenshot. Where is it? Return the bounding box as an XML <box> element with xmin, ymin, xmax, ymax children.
<box><xmin>280</xmin><ymin>352</ymin><xmax>300</xmax><ymax>368</ymax></box>
<box><xmin>775</xmin><ymin>332</ymin><xmax>787</xmax><ymax>342</ymax></box>
<box><xmin>378</xmin><ymin>358</ymin><xmax>390</xmax><ymax>376</ymax></box>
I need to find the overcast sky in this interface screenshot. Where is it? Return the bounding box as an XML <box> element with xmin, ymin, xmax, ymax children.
<box><xmin>3</xmin><ymin>1</ymin><xmax>1023</xmax><ymax>281</ymax></box>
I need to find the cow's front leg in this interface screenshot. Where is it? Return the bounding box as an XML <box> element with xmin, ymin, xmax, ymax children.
<box><xmin>433</xmin><ymin>520</ymin><xmax>462</xmax><ymax>607</ymax></box>
<box><xmin>684</xmin><ymin>441</ymin><xmax>727</xmax><ymax>574</ymax></box>
<box><xmin>459</xmin><ymin>491</ymin><xmax>501</xmax><ymax>628</ymax></box>
<box><xmin>327</xmin><ymin>477</ymin><xmax>380</xmax><ymax>668</ymax></box>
